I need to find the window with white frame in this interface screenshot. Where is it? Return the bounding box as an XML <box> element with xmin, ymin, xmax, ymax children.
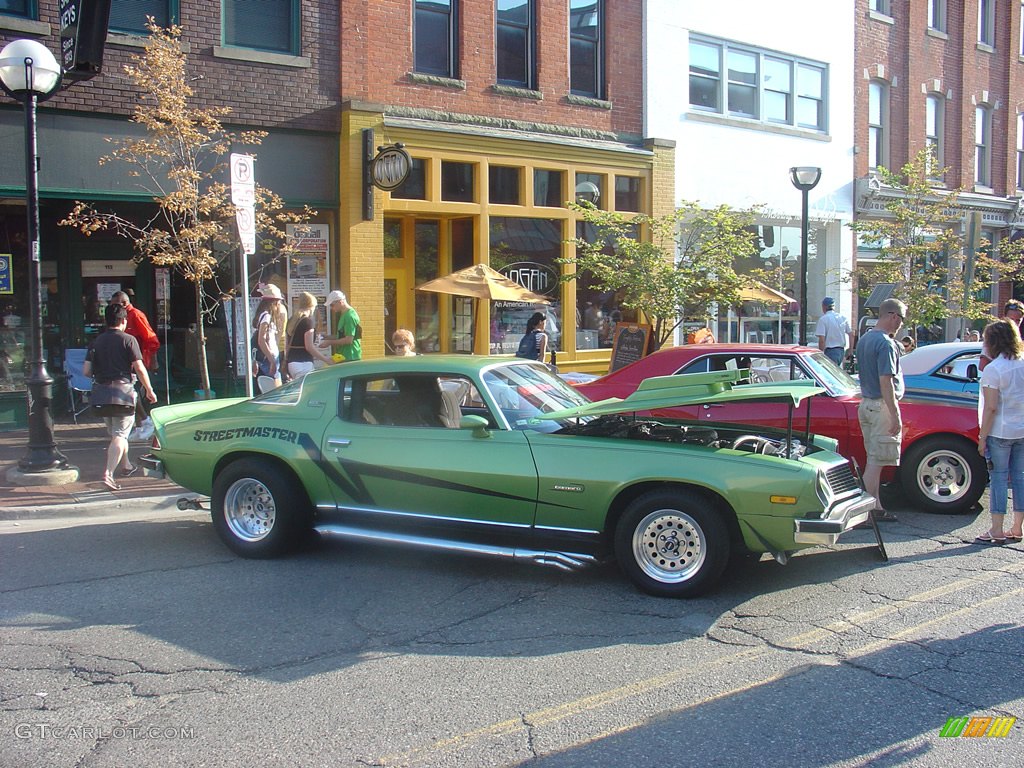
<box><xmin>223</xmin><ymin>0</ymin><xmax>297</xmax><ymax>53</ymax></box>
<box><xmin>414</xmin><ymin>0</ymin><xmax>458</xmax><ymax>78</ymax></box>
<box><xmin>979</xmin><ymin>0</ymin><xmax>994</xmax><ymax>46</ymax></box>
<box><xmin>868</xmin><ymin>80</ymin><xmax>888</xmax><ymax>170</ymax></box>
<box><xmin>1017</xmin><ymin>114</ymin><xmax>1024</xmax><ymax>190</ymax></box>
<box><xmin>688</xmin><ymin>36</ymin><xmax>828</xmax><ymax>132</ymax></box>
<box><xmin>870</xmin><ymin>0</ymin><xmax>891</xmax><ymax>14</ymax></box>
<box><xmin>928</xmin><ymin>0</ymin><xmax>946</xmax><ymax>31</ymax></box>
<box><xmin>976</xmin><ymin>105</ymin><xmax>992</xmax><ymax>186</ymax></box>
<box><xmin>926</xmin><ymin>94</ymin><xmax>944</xmax><ymax>178</ymax></box>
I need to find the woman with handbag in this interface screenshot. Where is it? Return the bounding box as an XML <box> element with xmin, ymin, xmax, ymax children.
<box><xmin>84</xmin><ymin>303</ymin><xmax>157</xmax><ymax>490</ymax></box>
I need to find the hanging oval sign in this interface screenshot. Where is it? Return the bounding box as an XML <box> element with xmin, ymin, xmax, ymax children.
<box><xmin>371</xmin><ymin>144</ymin><xmax>412</xmax><ymax>191</ymax></box>
<box><xmin>501</xmin><ymin>262</ymin><xmax>559</xmax><ymax>297</ymax></box>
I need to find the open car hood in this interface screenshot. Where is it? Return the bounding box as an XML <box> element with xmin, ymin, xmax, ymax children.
<box><xmin>539</xmin><ymin>369</ymin><xmax>825</xmax><ymax>421</ymax></box>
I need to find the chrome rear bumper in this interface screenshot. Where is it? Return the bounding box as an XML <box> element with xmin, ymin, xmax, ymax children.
<box><xmin>139</xmin><ymin>453</ymin><xmax>165</xmax><ymax>479</ymax></box>
<box><xmin>794</xmin><ymin>494</ymin><xmax>875</xmax><ymax>545</ymax></box>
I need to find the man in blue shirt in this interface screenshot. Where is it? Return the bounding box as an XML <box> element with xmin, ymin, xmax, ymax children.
<box><xmin>856</xmin><ymin>297</ymin><xmax>907</xmax><ymax>522</ymax></box>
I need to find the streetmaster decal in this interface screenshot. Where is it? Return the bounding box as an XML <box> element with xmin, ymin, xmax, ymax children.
<box><xmin>194</xmin><ymin>427</ymin><xmax>299</xmax><ymax>443</ymax></box>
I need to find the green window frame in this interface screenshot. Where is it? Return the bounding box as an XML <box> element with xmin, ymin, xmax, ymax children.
<box><xmin>0</xmin><ymin>0</ymin><xmax>35</xmax><ymax>19</ymax></box>
<box><xmin>109</xmin><ymin>0</ymin><xmax>177</xmax><ymax>35</ymax></box>
<box><xmin>222</xmin><ymin>0</ymin><xmax>299</xmax><ymax>55</ymax></box>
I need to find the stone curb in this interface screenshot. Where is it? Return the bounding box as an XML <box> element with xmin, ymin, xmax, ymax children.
<box><xmin>0</xmin><ymin>493</ymin><xmax>205</xmax><ymax>521</ymax></box>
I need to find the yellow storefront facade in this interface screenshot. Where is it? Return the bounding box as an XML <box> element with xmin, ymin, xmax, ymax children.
<box><xmin>337</xmin><ymin>102</ymin><xmax>676</xmax><ymax>374</ymax></box>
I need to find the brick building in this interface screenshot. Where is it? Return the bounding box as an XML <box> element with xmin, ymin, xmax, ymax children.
<box><xmin>337</xmin><ymin>0</ymin><xmax>671</xmax><ymax>368</ymax></box>
<box><xmin>854</xmin><ymin>0</ymin><xmax>1024</xmax><ymax>336</ymax></box>
<box><xmin>0</xmin><ymin>0</ymin><xmax>670</xmax><ymax>404</ymax></box>
<box><xmin>0</xmin><ymin>0</ymin><xmax>340</xmax><ymax>398</ymax></box>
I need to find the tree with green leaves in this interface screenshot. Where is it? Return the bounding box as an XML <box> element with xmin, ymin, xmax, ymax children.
<box><xmin>61</xmin><ymin>21</ymin><xmax>311</xmax><ymax>397</ymax></box>
<box><xmin>850</xmin><ymin>147</ymin><xmax>1024</xmax><ymax>338</ymax></box>
<box><xmin>565</xmin><ymin>201</ymin><xmax>762</xmax><ymax>351</ymax></box>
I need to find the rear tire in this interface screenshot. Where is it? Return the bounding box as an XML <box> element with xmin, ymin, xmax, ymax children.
<box><xmin>211</xmin><ymin>458</ymin><xmax>310</xmax><ymax>557</ymax></box>
<box><xmin>614</xmin><ymin>490</ymin><xmax>730</xmax><ymax>598</ymax></box>
<box><xmin>899</xmin><ymin>436</ymin><xmax>986</xmax><ymax>515</ymax></box>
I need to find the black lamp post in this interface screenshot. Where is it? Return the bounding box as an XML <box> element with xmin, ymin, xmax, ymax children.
<box><xmin>789</xmin><ymin>166</ymin><xmax>822</xmax><ymax>346</ymax></box>
<box><xmin>0</xmin><ymin>39</ymin><xmax>75</xmax><ymax>480</ymax></box>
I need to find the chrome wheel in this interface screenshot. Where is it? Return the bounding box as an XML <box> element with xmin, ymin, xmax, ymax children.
<box><xmin>912</xmin><ymin>448</ymin><xmax>972</xmax><ymax>505</ymax></box>
<box><xmin>223</xmin><ymin>478</ymin><xmax>277</xmax><ymax>542</ymax></box>
<box><xmin>631</xmin><ymin>509</ymin><xmax>706</xmax><ymax>584</ymax></box>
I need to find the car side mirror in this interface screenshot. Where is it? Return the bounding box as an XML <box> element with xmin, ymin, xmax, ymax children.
<box><xmin>460</xmin><ymin>414</ymin><xmax>492</xmax><ymax>438</ymax></box>
<box><xmin>966</xmin><ymin>363</ymin><xmax>979</xmax><ymax>381</ymax></box>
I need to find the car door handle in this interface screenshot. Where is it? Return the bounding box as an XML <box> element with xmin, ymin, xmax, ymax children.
<box><xmin>327</xmin><ymin>438</ymin><xmax>351</xmax><ymax>452</ymax></box>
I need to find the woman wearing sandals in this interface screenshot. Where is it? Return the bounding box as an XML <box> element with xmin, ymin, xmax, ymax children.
<box><xmin>975</xmin><ymin>319</ymin><xmax>1024</xmax><ymax>544</ymax></box>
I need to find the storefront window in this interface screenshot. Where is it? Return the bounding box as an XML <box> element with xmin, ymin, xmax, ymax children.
<box><xmin>392</xmin><ymin>158</ymin><xmax>426</xmax><ymax>200</ymax></box>
<box><xmin>384</xmin><ymin>218</ymin><xmax>401</xmax><ymax>258</ymax></box>
<box><xmin>574</xmin><ymin>220</ymin><xmax>638</xmax><ymax>349</ymax></box>
<box><xmin>441</xmin><ymin>161</ymin><xmax>475</xmax><ymax>202</ymax></box>
<box><xmin>614</xmin><ymin>176</ymin><xmax>640</xmax><ymax>212</ymax></box>
<box><xmin>534</xmin><ymin>169</ymin><xmax>564</xmax><ymax>207</ymax></box>
<box><xmin>415</xmin><ymin>220</ymin><xmax>440</xmax><ymax>351</ymax></box>
<box><xmin>489</xmin><ymin>166</ymin><xmax>521</xmax><ymax>205</ymax></box>
<box><xmin>717</xmin><ymin>223</ymin><xmax>826</xmax><ymax>345</ymax></box>
<box><xmin>575</xmin><ymin>172</ymin><xmax>603</xmax><ymax>208</ymax></box>
<box><xmin>489</xmin><ymin>217</ymin><xmax>562</xmax><ymax>355</ymax></box>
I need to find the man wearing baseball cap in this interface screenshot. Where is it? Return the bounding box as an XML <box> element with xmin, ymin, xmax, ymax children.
<box><xmin>980</xmin><ymin>299</ymin><xmax>1024</xmax><ymax>371</ymax></box>
<box><xmin>324</xmin><ymin>290</ymin><xmax>361</xmax><ymax>361</ymax></box>
<box><xmin>815</xmin><ymin>296</ymin><xmax>853</xmax><ymax>367</ymax></box>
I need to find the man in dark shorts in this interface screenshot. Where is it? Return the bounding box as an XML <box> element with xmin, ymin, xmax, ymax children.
<box><xmin>856</xmin><ymin>297</ymin><xmax>907</xmax><ymax>522</ymax></box>
<box><xmin>84</xmin><ymin>304</ymin><xmax>157</xmax><ymax>491</ymax></box>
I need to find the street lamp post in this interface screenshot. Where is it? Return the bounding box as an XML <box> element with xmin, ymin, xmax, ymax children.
<box><xmin>0</xmin><ymin>39</ymin><xmax>77</xmax><ymax>482</ymax></box>
<box><xmin>789</xmin><ymin>166</ymin><xmax>822</xmax><ymax>346</ymax></box>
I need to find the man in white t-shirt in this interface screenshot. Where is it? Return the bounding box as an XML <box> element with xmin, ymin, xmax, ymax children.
<box><xmin>815</xmin><ymin>297</ymin><xmax>853</xmax><ymax>367</ymax></box>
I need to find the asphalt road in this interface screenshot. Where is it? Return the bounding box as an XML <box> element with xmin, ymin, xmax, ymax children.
<box><xmin>1</xmin><ymin>494</ymin><xmax>1022</xmax><ymax>767</ymax></box>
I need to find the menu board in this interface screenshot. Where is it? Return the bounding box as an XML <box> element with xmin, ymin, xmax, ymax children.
<box><xmin>609</xmin><ymin>323</ymin><xmax>652</xmax><ymax>372</ymax></box>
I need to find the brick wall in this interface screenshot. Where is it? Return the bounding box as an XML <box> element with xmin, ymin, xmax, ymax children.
<box><xmin>854</xmin><ymin>0</ymin><xmax>1022</xmax><ymax>196</ymax></box>
<box><xmin>0</xmin><ymin>0</ymin><xmax>339</xmax><ymax>132</ymax></box>
<box><xmin>345</xmin><ymin>0</ymin><xmax>643</xmax><ymax>139</ymax></box>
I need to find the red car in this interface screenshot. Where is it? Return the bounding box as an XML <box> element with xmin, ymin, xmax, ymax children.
<box><xmin>577</xmin><ymin>344</ymin><xmax>984</xmax><ymax>515</ymax></box>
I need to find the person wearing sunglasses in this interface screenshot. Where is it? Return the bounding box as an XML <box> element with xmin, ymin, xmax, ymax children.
<box><xmin>856</xmin><ymin>297</ymin><xmax>908</xmax><ymax>523</ymax></box>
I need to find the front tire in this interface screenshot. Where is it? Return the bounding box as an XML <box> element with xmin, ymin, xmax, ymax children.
<box><xmin>614</xmin><ymin>490</ymin><xmax>730</xmax><ymax>598</ymax></box>
<box><xmin>899</xmin><ymin>436</ymin><xmax>987</xmax><ymax>515</ymax></box>
<box><xmin>211</xmin><ymin>458</ymin><xmax>310</xmax><ymax>557</ymax></box>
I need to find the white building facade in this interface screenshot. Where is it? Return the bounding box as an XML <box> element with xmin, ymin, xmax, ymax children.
<box><xmin>645</xmin><ymin>0</ymin><xmax>857</xmax><ymax>345</ymax></box>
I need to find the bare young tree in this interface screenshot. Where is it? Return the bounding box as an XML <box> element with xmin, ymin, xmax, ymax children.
<box><xmin>61</xmin><ymin>20</ymin><xmax>311</xmax><ymax>397</ymax></box>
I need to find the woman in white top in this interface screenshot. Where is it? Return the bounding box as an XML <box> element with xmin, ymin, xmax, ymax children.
<box><xmin>976</xmin><ymin>319</ymin><xmax>1024</xmax><ymax>544</ymax></box>
<box><xmin>254</xmin><ymin>285</ymin><xmax>284</xmax><ymax>386</ymax></box>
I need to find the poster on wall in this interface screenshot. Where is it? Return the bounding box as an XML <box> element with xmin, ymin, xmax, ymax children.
<box><xmin>0</xmin><ymin>254</ymin><xmax>11</xmax><ymax>295</ymax></box>
<box><xmin>155</xmin><ymin>268</ymin><xmax>171</xmax><ymax>331</ymax></box>
<box><xmin>286</xmin><ymin>223</ymin><xmax>331</xmax><ymax>332</ymax></box>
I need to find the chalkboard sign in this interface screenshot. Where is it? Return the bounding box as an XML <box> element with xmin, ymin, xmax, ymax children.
<box><xmin>609</xmin><ymin>323</ymin><xmax>652</xmax><ymax>372</ymax></box>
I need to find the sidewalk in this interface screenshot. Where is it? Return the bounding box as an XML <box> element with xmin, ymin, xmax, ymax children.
<box><xmin>0</xmin><ymin>418</ymin><xmax>191</xmax><ymax>518</ymax></box>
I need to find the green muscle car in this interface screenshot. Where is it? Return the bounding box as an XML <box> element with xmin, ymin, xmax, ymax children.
<box><xmin>141</xmin><ymin>356</ymin><xmax>875</xmax><ymax>597</ymax></box>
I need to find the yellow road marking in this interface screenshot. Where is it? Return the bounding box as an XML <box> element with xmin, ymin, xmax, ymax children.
<box><xmin>377</xmin><ymin>562</ymin><xmax>1024</xmax><ymax>766</ymax></box>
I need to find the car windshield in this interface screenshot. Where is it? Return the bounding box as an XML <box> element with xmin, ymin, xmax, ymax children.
<box><xmin>482</xmin><ymin>362</ymin><xmax>591</xmax><ymax>432</ymax></box>
<box><xmin>804</xmin><ymin>351</ymin><xmax>859</xmax><ymax>396</ymax></box>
